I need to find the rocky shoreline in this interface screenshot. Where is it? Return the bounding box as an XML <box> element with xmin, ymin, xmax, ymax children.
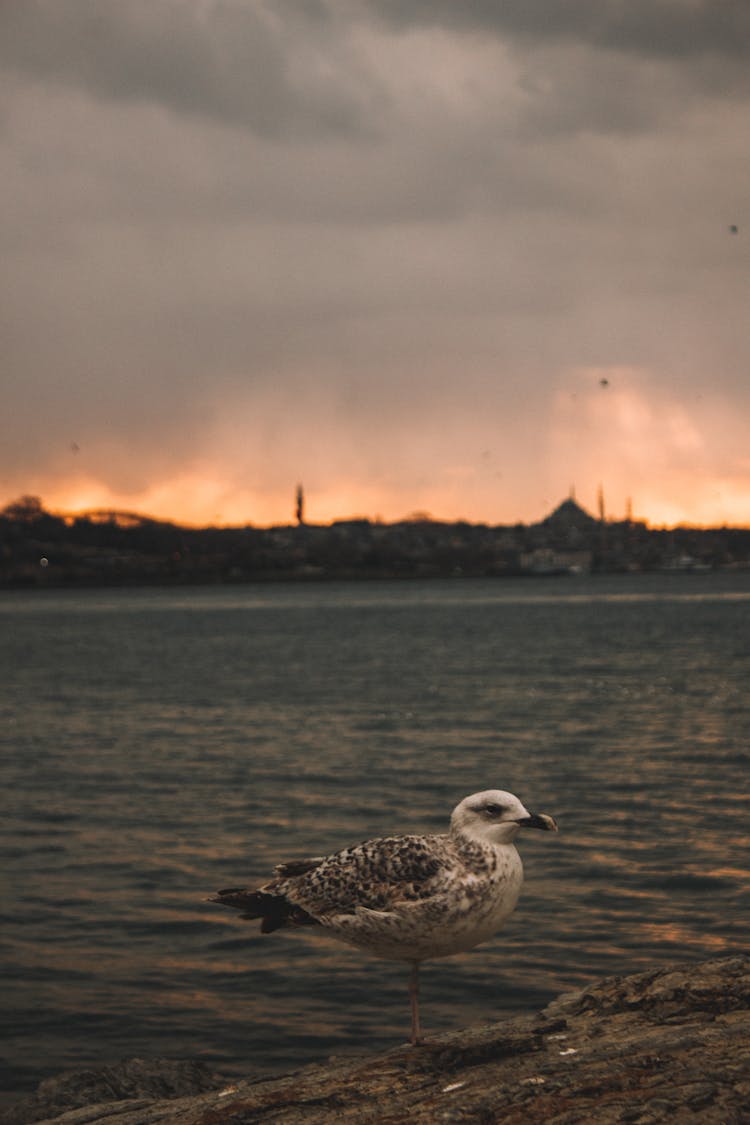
<box><xmin>3</xmin><ymin>954</ymin><xmax>748</xmax><ymax>1124</ymax></box>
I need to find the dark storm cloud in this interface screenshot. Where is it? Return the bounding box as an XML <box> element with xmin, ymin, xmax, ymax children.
<box><xmin>367</xmin><ymin>0</ymin><xmax>750</xmax><ymax>61</ymax></box>
<box><xmin>364</xmin><ymin>0</ymin><xmax>750</xmax><ymax>133</ymax></box>
<box><xmin>0</xmin><ymin>0</ymin><xmax>378</xmax><ymax>138</ymax></box>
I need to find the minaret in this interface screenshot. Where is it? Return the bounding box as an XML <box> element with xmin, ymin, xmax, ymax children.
<box><xmin>295</xmin><ymin>483</ymin><xmax>305</xmax><ymax>526</ymax></box>
<box><xmin>597</xmin><ymin>483</ymin><xmax>608</xmax><ymax>569</ymax></box>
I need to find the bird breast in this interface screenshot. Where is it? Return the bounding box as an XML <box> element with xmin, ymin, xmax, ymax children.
<box><xmin>320</xmin><ymin>843</ymin><xmax>524</xmax><ymax>962</ymax></box>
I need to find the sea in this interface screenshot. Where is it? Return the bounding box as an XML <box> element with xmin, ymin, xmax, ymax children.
<box><xmin>1</xmin><ymin>573</ymin><xmax>749</xmax><ymax>1105</ymax></box>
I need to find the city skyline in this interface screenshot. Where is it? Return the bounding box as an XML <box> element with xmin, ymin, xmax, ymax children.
<box><xmin>5</xmin><ymin>484</ymin><xmax>749</xmax><ymax>534</ymax></box>
<box><xmin>2</xmin><ymin>3</ymin><xmax>748</xmax><ymax>530</ymax></box>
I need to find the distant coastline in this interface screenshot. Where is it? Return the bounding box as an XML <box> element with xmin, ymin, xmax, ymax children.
<box><xmin>2</xmin><ymin>494</ymin><xmax>750</xmax><ymax>588</ymax></box>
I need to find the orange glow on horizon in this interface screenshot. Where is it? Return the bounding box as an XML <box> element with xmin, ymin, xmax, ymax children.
<box><xmin>4</xmin><ymin>469</ymin><xmax>750</xmax><ymax>530</ymax></box>
<box><xmin>4</xmin><ymin>369</ymin><xmax>750</xmax><ymax>531</ymax></box>
<box><xmin>4</xmin><ymin>364</ymin><xmax>750</xmax><ymax>530</ymax></box>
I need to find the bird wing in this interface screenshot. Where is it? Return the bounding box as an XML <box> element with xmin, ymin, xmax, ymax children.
<box><xmin>278</xmin><ymin>834</ymin><xmax>454</xmax><ymax>918</ymax></box>
<box><xmin>272</xmin><ymin>855</ymin><xmax>326</xmax><ymax>878</ymax></box>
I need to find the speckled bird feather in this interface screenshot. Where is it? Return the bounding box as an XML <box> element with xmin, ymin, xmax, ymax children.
<box><xmin>212</xmin><ymin>830</ymin><xmax>523</xmax><ymax>961</ymax></box>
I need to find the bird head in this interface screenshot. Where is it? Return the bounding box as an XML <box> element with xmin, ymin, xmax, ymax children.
<box><xmin>450</xmin><ymin>790</ymin><xmax>558</xmax><ymax>845</ymax></box>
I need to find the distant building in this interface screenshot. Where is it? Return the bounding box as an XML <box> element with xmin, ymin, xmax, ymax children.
<box><xmin>296</xmin><ymin>484</ymin><xmax>305</xmax><ymax>525</ymax></box>
<box><xmin>538</xmin><ymin>497</ymin><xmax>599</xmax><ymax>535</ymax></box>
<box><xmin>519</xmin><ymin>546</ymin><xmax>592</xmax><ymax>575</ymax></box>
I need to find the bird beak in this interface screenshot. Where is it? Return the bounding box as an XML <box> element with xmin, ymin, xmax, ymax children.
<box><xmin>517</xmin><ymin>812</ymin><xmax>558</xmax><ymax>831</ymax></box>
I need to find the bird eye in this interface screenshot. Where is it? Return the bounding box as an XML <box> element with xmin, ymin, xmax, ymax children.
<box><xmin>484</xmin><ymin>803</ymin><xmax>506</xmax><ymax>817</ymax></box>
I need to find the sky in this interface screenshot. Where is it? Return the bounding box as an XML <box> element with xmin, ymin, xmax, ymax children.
<box><xmin>1</xmin><ymin>1</ymin><xmax>749</xmax><ymax>528</ymax></box>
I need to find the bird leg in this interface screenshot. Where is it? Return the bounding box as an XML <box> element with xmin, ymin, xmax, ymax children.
<box><xmin>409</xmin><ymin>961</ymin><xmax>423</xmax><ymax>1045</ymax></box>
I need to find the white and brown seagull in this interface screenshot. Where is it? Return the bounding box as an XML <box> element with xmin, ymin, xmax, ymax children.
<box><xmin>210</xmin><ymin>790</ymin><xmax>557</xmax><ymax>1044</ymax></box>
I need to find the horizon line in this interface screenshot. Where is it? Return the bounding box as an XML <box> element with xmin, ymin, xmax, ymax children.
<box><xmin>4</xmin><ymin>493</ymin><xmax>750</xmax><ymax>535</ymax></box>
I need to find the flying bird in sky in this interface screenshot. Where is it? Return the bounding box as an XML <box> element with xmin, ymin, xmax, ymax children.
<box><xmin>210</xmin><ymin>790</ymin><xmax>558</xmax><ymax>1044</ymax></box>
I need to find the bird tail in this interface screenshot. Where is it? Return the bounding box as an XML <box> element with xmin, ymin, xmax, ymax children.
<box><xmin>208</xmin><ymin>886</ymin><xmax>317</xmax><ymax>933</ymax></box>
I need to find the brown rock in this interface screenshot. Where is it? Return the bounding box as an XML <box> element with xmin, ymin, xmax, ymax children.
<box><xmin>4</xmin><ymin>954</ymin><xmax>748</xmax><ymax>1124</ymax></box>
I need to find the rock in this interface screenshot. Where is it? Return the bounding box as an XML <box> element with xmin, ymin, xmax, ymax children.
<box><xmin>0</xmin><ymin>1059</ymin><xmax>223</xmax><ymax>1125</ymax></box>
<box><xmin>3</xmin><ymin>954</ymin><xmax>749</xmax><ymax>1124</ymax></box>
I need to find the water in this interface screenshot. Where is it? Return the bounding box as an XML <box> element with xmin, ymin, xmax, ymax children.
<box><xmin>1</xmin><ymin>573</ymin><xmax>749</xmax><ymax>1104</ymax></box>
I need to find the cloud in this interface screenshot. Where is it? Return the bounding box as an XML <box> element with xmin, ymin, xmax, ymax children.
<box><xmin>1</xmin><ymin>1</ymin><xmax>749</xmax><ymax>527</ymax></box>
<box><xmin>366</xmin><ymin>0</ymin><xmax>750</xmax><ymax>62</ymax></box>
<box><xmin>0</xmin><ymin>0</ymin><xmax>381</xmax><ymax>138</ymax></box>
<box><xmin>547</xmin><ymin>368</ymin><xmax>750</xmax><ymax>524</ymax></box>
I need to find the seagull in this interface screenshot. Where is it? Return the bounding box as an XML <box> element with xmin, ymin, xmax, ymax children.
<box><xmin>210</xmin><ymin>790</ymin><xmax>557</xmax><ymax>1044</ymax></box>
